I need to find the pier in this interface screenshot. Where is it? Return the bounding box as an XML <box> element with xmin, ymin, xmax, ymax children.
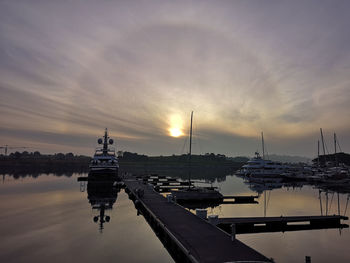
<box><xmin>123</xmin><ymin>175</ymin><xmax>271</xmax><ymax>263</ymax></box>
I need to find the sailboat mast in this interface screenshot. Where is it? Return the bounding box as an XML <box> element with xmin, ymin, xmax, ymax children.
<box><xmin>188</xmin><ymin>111</ymin><xmax>193</xmax><ymax>187</ymax></box>
<box><xmin>320</xmin><ymin>128</ymin><xmax>326</xmax><ymax>156</ymax></box>
<box><xmin>261</xmin><ymin>132</ymin><xmax>265</xmax><ymax>160</ymax></box>
<box><xmin>189</xmin><ymin>111</ymin><xmax>193</xmax><ymax>158</ymax></box>
<box><xmin>317</xmin><ymin>140</ymin><xmax>320</xmax><ymax>167</ymax></box>
<box><xmin>320</xmin><ymin>128</ymin><xmax>326</xmax><ymax>165</ymax></box>
<box><xmin>334</xmin><ymin>133</ymin><xmax>338</xmax><ymax>167</ymax></box>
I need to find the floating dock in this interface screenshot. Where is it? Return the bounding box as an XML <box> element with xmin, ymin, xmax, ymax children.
<box><xmin>215</xmin><ymin>215</ymin><xmax>348</xmax><ymax>234</ymax></box>
<box><xmin>123</xmin><ymin>175</ymin><xmax>271</xmax><ymax>263</ymax></box>
<box><xmin>222</xmin><ymin>195</ymin><xmax>259</xmax><ymax>203</ymax></box>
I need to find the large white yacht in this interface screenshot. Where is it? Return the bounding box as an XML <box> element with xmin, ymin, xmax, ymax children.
<box><xmin>89</xmin><ymin>129</ymin><xmax>119</xmax><ymax>177</ymax></box>
<box><xmin>236</xmin><ymin>152</ymin><xmax>289</xmax><ymax>178</ymax></box>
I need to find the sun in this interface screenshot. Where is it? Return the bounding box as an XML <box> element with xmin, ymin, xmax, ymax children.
<box><xmin>168</xmin><ymin>114</ymin><xmax>184</xmax><ymax>137</ymax></box>
<box><xmin>169</xmin><ymin>127</ymin><xmax>183</xmax><ymax>137</ymax></box>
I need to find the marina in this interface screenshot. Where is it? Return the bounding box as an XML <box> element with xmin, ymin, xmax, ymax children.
<box><xmin>123</xmin><ymin>174</ymin><xmax>271</xmax><ymax>263</ymax></box>
<box><xmin>2</xmin><ymin>126</ymin><xmax>350</xmax><ymax>262</ymax></box>
<box><xmin>2</xmin><ymin>1</ymin><xmax>350</xmax><ymax>262</ymax></box>
<box><xmin>121</xmin><ymin>172</ymin><xmax>350</xmax><ymax>262</ymax></box>
<box><xmin>235</xmin><ymin>130</ymin><xmax>350</xmax><ymax>192</ymax></box>
<box><xmin>1</xmin><ymin>172</ymin><xmax>350</xmax><ymax>262</ymax></box>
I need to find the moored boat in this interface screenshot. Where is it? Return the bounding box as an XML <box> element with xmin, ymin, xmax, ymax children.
<box><xmin>89</xmin><ymin>129</ymin><xmax>119</xmax><ymax>179</ymax></box>
<box><xmin>171</xmin><ymin>111</ymin><xmax>223</xmax><ymax>202</ymax></box>
<box><xmin>236</xmin><ymin>152</ymin><xmax>289</xmax><ymax>178</ymax></box>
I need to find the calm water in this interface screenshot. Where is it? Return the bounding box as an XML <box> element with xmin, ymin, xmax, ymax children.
<box><xmin>1</xmin><ymin>173</ymin><xmax>349</xmax><ymax>262</ymax></box>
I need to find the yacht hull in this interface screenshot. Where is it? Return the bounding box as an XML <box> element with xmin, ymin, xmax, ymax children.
<box><xmin>89</xmin><ymin>166</ymin><xmax>120</xmax><ymax>180</ymax></box>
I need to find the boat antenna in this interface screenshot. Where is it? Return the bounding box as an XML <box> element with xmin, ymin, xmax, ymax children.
<box><xmin>103</xmin><ymin>128</ymin><xmax>108</xmax><ymax>154</ymax></box>
<box><xmin>188</xmin><ymin>111</ymin><xmax>193</xmax><ymax>189</ymax></box>
<box><xmin>261</xmin><ymin>132</ymin><xmax>265</xmax><ymax>160</ymax></box>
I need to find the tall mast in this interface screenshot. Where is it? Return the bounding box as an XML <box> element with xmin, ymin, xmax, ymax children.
<box><xmin>320</xmin><ymin>128</ymin><xmax>326</xmax><ymax>156</ymax></box>
<box><xmin>320</xmin><ymin>128</ymin><xmax>326</xmax><ymax>165</ymax></box>
<box><xmin>334</xmin><ymin>133</ymin><xmax>338</xmax><ymax>167</ymax></box>
<box><xmin>317</xmin><ymin>140</ymin><xmax>320</xmax><ymax>167</ymax></box>
<box><xmin>261</xmin><ymin>132</ymin><xmax>265</xmax><ymax>160</ymax></box>
<box><xmin>188</xmin><ymin>111</ymin><xmax>193</xmax><ymax>188</ymax></box>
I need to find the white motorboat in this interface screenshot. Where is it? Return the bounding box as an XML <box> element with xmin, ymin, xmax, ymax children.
<box><xmin>236</xmin><ymin>152</ymin><xmax>289</xmax><ymax>178</ymax></box>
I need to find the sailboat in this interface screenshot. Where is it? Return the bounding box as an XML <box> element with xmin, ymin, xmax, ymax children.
<box><xmin>171</xmin><ymin>112</ymin><xmax>223</xmax><ymax>202</ymax></box>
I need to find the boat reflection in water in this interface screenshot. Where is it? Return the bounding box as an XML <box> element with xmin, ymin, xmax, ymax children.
<box><xmin>177</xmin><ymin>199</ymin><xmax>223</xmax><ymax>210</ymax></box>
<box><xmin>85</xmin><ymin>175</ymin><xmax>123</xmax><ymax>232</ymax></box>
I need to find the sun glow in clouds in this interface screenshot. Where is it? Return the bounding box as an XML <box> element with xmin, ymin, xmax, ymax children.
<box><xmin>169</xmin><ymin>127</ymin><xmax>183</xmax><ymax>137</ymax></box>
<box><xmin>168</xmin><ymin>114</ymin><xmax>184</xmax><ymax>137</ymax></box>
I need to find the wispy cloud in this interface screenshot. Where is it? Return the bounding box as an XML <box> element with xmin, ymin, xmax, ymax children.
<box><xmin>1</xmin><ymin>0</ymin><xmax>349</xmax><ymax>156</ymax></box>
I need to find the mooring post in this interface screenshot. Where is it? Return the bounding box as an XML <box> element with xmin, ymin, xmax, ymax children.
<box><xmin>167</xmin><ymin>194</ymin><xmax>173</xmax><ymax>203</ymax></box>
<box><xmin>305</xmin><ymin>256</ymin><xmax>311</xmax><ymax>263</ymax></box>
<box><xmin>195</xmin><ymin>209</ymin><xmax>207</xmax><ymax>220</ymax></box>
<box><xmin>231</xmin><ymin>223</ymin><xmax>236</xmax><ymax>241</ymax></box>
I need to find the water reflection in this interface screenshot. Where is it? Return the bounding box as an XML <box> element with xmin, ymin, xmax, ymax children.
<box><xmin>80</xmin><ymin>175</ymin><xmax>123</xmax><ymax>232</ymax></box>
<box><xmin>178</xmin><ymin>195</ymin><xmax>259</xmax><ymax>210</ymax></box>
<box><xmin>178</xmin><ymin>199</ymin><xmax>223</xmax><ymax>210</ymax></box>
<box><xmin>2</xmin><ymin>170</ymin><xmax>350</xmax><ymax>262</ymax></box>
<box><xmin>238</xmin><ymin>176</ymin><xmax>350</xmax><ymax>217</ymax></box>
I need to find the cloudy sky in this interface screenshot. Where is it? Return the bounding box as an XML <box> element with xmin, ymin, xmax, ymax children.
<box><xmin>1</xmin><ymin>0</ymin><xmax>350</xmax><ymax>157</ymax></box>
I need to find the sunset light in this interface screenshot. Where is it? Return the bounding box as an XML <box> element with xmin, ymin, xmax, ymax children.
<box><xmin>168</xmin><ymin>114</ymin><xmax>184</xmax><ymax>137</ymax></box>
<box><xmin>169</xmin><ymin>127</ymin><xmax>183</xmax><ymax>137</ymax></box>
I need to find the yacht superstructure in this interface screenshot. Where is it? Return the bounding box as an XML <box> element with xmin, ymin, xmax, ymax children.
<box><xmin>236</xmin><ymin>152</ymin><xmax>289</xmax><ymax>177</ymax></box>
<box><xmin>89</xmin><ymin>129</ymin><xmax>119</xmax><ymax>177</ymax></box>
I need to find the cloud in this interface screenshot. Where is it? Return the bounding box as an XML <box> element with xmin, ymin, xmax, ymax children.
<box><xmin>0</xmin><ymin>0</ymin><xmax>350</xmax><ymax>156</ymax></box>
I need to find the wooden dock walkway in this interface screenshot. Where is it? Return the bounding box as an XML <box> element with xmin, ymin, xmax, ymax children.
<box><xmin>123</xmin><ymin>176</ymin><xmax>271</xmax><ymax>263</ymax></box>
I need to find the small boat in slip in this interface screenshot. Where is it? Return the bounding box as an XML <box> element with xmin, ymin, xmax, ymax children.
<box><xmin>171</xmin><ymin>112</ymin><xmax>223</xmax><ymax>202</ymax></box>
<box><xmin>89</xmin><ymin>129</ymin><xmax>119</xmax><ymax>179</ymax></box>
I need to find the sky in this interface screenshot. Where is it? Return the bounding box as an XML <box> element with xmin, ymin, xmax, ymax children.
<box><xmin>1</xmin><ymin>0</ymin><xmax>350</xmax><ymax>157</ymax></box>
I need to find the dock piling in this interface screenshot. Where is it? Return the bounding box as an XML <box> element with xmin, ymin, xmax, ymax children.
<box><xmin>195</xmin><ymin>209</ymin><xmax>207</xmax><ymax>220</ymax></box>
<box><xmin>231</xmin><ymin>224</ymin><xmax>236</xmax><ymax>241</ymax></box>
<box><xmin>208</xmin><ymin>215</ymin><xmax>218</xmax><ymax>225</ymax></box>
